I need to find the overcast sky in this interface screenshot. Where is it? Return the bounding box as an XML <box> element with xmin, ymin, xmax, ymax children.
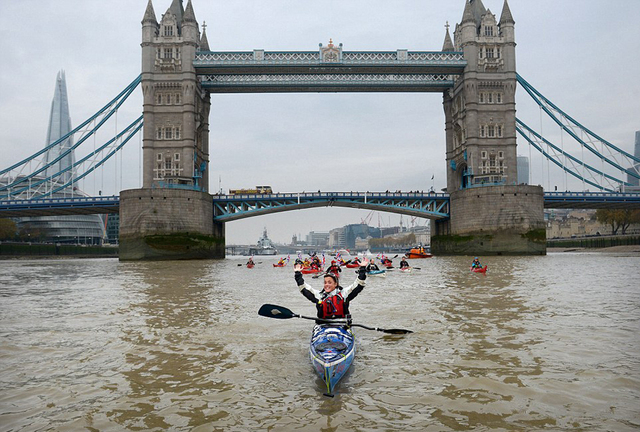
<box><xmin>1</xmin><ymin>0</ymin><xmax>639</xmax><ymax>244</ymax></box>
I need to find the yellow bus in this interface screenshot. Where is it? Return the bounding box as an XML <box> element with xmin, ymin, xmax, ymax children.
<box><xmin>228</xmin><ymin>185</ymin><xmax>273</xmax><ymax>195</ymax></box>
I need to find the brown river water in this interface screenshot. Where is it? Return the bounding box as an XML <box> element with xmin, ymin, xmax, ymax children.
<box><xmin>0</xmin><ymin>252</ymin><xmax>639</xmax><ymax>431</ymax></box>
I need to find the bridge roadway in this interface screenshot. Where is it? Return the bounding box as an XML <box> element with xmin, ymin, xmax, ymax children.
<box><xmin>1</xmin><ymin>191</ymin><xmax>639</xmax><ymax>218</ymax></box>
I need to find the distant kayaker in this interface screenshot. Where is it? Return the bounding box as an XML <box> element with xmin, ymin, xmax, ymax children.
<box><xmin>294</xmin><ymin>258</ymin><xmax>369</xmax><ymax>320</ymax></box>
<box><xmin>326</xmin><ymin>260</ymin><xmax>342</xmax><ymax>278</ymax></box>
<box><xmin>247</xmin><ymin>257</ymin><xmax>255</xmax><ymax>266</ymax></box>
<box><xmin>399</xmin><ymin>257</ymin><xmax>410</xmax><ymax>269</ymax></box>
<box><xmin>366</xmin><ymin>260</ymin><xmax>380</xmax><ymax>272</ymax></box>
<box><xmin>471</xmin><ymin>257</ymin><xmax>482</xmax><ymax>269</ymax></box>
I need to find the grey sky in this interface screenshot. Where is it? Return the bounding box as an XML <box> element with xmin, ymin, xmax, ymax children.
<box><xmin>1</xmin><ymin>0</ymin><xmax>639</xmax><ymax>245</ymax></box>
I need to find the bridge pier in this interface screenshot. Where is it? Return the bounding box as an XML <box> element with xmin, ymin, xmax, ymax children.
<box><xmin>432</xmin><ymin>185</ymin><xmax>546</xmax><ymax>256</ymax></box>
<box><xmin>119</xmin><ymin>188</ymin><xmax>224</xmax><ymax>260</ymax></box>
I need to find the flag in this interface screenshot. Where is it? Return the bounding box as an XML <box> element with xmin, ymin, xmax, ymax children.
<box><xmin>431</xmin><ymin>174</ymin><xmax>434</xmax><ymax>180</ymax></box>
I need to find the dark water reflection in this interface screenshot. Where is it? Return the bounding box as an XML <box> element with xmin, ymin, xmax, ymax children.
<box><xmin>0</xmin><ymin>253</ymin><xmax>638</xmax><ymax>431</ymax></box>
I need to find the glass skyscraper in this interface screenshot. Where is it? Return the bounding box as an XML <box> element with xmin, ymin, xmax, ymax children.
<box><xmin>16</xmin><ymin>71</ymin><xmax>106</xmax><ymax>244</ymax></box>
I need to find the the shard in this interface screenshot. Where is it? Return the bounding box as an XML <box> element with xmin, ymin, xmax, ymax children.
<box><xmin>16</xmin><ymin>71</ymin><xmax>106</xmax><ymax>245</ymax></box>
<box><xmin>44</xmin><ymin>70</ymin><xmax>75</xmax><ymax>184</ymax></box>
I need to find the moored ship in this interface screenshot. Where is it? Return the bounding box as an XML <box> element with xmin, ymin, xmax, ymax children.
<box><xmin>249</xmin><ymin>227</ymin><xmax>277</xmax><ymax>255</ymax></box>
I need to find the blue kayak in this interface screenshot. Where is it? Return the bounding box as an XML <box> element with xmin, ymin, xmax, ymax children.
<box><xmin>309</xmin><ymin>324</ymin><xmax>355</xmax><ymax>395</ymax></box>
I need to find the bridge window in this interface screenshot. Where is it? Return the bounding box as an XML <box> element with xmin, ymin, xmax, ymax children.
<box><xmin>480</xmin><ymin>125</ymin><xmax>486</xmax><ymax>138</ymax></box>
<box><xmin>174</xmin><ymin>127</ymin><xmax>181</xmax><ymax>139</ymax></box>
<box><xmin>157</xmin><ymin>153</ymin><xmax>163</xmax><ymax>161</ymax></box>
<box><xmin>174</xmin><ymin>153</ymin><xmax>180</xmax><ymax>161</ymax></box>
<box><xmin>163</xmin><ymin>48</ymin><xmax>173</xmax><ymax>59</ymax></box>
<box><xmin>484</xmin><ymin>26</ymin><xmax>494</xmax><ymax>37</ymax></box>
<box><xmin>175</xmin><ymin>93</ymin><xmax>181</xmax><ymax>104</ymax></box>
<box><xmin>163</xmin><ymin>25</ymin><xmax>174</xmax><ymax>37</ymax></box>
<box><xmin>497</xmin><ymin>125</ymin><xmax>503</xmax><ymax>137</ymax></box>
<box><xmin>486</xmin><ymin>48</ymin><xmax>495</xmax><ymax>59</ymax></box>
<box><xmin>156</xmin><ymin>128</ymin><xmax>163</xmax><ymax>139</ymax></box>
<box><xmin>488</xmin><ymin>125</ymin><xmax>495</xmax><ymax>137</ymax></box>
<box><xmin>164</xmin><ymin>128</ymin><xmax>173</xmax><ymax>139</ymax></box>
<box><xmin>481</xmin><ymin>151</ymin><xmax>487</xmax><ymax>159</ymax></box>
<box><xmin>496</xmin><ymin>93</ymin><xmax>502</xmax><ymax>103</ymax></box>
<box><xmin>479</xmin><ymin>93</ymin><xmax>484</xmax><ymax>103</ymax></box>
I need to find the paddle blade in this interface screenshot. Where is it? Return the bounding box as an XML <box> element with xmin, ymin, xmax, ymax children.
<box><xmin>383</xmin><ymin>328</ymin><xmax>413</xmax><ymax>334</ymax></box>
<box><xmin>258</xmin><ymin>304</ymin><xmax>295</xmax><ymax>319</ymax></box>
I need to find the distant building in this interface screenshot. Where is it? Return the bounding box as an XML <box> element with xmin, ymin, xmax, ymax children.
<box><xmin>517</xmin><ymin>156</ymin><xmax>529</xmax><ymax>185</ymax></box>
<box><xmin>15</xmin><ymin>71</ymin><xmax>105</xmax><ymax>245</ymax></box>
<box><xmin>306</xmin><ymin>231</ymin><xmax>329</xmax><ymax>246</ymax></box>
<box><xmin>627</xmin><ymin>131</ymin><xmax>640</xmax><ymax>187</ymax></box>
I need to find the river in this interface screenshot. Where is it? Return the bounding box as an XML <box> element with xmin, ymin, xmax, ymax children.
<box><xmin>0</xmin><ymin>252</ymin><xmax>639</xmax><ymax>431</ymax></box>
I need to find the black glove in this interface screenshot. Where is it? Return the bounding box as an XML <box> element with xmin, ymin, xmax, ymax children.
<box><xmin>295</xmin><ymin>271</ymin><xmax>304</xmax><ymax>286</ymax></box>
<box><xmin>358</xmin><ymin>266</ymin><xmax>367</xmax><ymax>280</ymax></box>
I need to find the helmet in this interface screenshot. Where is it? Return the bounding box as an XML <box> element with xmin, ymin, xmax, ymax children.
<box><xmin>331</xmin><ymin>260</ymin><xmax>336</xmax><ymax>264</ymax></box>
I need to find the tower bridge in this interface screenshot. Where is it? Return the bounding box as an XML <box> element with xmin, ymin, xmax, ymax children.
<box><xmin>2</xmin><ymin>0</ymin><xmax>639</xmax><ymax>259</ymax></box>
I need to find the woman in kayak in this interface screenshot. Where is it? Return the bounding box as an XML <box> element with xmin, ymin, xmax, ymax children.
<box><xmin>471</xmin><ymin>257</ymin><xmax>482</xmax><ymax>269</ymax></box>
<box><xmin>325</xmin><ymin>260</ymin><xmax>342</xmax><ymax>278</ymax></box>
<box><xmin>294</xmin><ymin>258</ymin><xmax>369</xmax><ymax>320</ymax></box>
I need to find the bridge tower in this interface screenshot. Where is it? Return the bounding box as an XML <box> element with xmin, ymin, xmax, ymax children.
<box><xmin>433</xmin><ymin>0</ymin><xmax>546</xmax><ymax>255</ymax></box>
<box><xmin>119</xmin><ymin>0</ymin><xmax>223</xmax><ymax>260</ymax></box>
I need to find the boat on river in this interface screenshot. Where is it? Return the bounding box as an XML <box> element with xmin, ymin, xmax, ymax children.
<box><xmin>405</xmin><ymin>246</ymin><xmax>432</xmax><ymax>259</ymax></box>
<box><xmin>249</xmin><ymin>227</ymin><xmax>277</xmax><ymax>256</ymax></box>
<box><xmin>309</xmin><ymin>324</ymin><xmax>355</xmax><ymax>396</ymax></box>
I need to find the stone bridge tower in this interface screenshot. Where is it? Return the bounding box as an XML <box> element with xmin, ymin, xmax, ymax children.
<box><xmin>433</xmin><ymin>0</ymin><xmax>546</xmax><ymax>255</ymax></box>
<box><xmin>119</xmin><ymin>0</ymin><xmax>223</xmax><ymax>260</ymax></box>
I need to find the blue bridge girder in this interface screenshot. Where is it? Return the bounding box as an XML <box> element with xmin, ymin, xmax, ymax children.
<box><xmin>193</xmin><ymin>50</ymin><xmax>466</xmax><ymax>93</ymax></box>
<box><xmin>212</xmin><ymin>191</ymin><xmax>451</xmax><ymax>222</ymax></box>
<box><xmin>543</xmin><ymin>191</ymin><xmax>640</xmax><ymax>209</ymax></box>
<box><xmin>1</xmin><ymin>191</ymin><xmax>640</xmax><ymax>219</ymax></box>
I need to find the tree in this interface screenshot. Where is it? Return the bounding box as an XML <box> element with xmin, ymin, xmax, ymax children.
<box><xmin>0</xmin><ymin>218</ymin><xmax>18</xmax><ymax>240</ymax></box>
<box><xmin>595</xmin><ymin>209</ymin><xmax>640</xmax><ymax>235</ymax></box>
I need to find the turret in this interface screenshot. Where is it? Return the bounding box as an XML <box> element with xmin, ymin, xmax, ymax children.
<box><xmin>442</xmin><ymin>22</ymin><xmax>455</xmax><ymax>52</ymax></box>
<box><xmin>141</xmin><ymin>0</ymin><xmax>158</xmax><ymax>44</ymax></box>
<box><xmin>200</xmin><ymin>22</ymin><xmax>210</xmax><ymax>51</ymax></box>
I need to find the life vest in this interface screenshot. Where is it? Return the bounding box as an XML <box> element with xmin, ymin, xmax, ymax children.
<box><xmin>320</xmin><ymin>292</ymin><xmax>346</xmax><ymax>318</ymax></box>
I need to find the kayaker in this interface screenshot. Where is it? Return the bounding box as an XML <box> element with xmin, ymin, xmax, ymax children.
<box><xmin>294</xmin><ymin>258</ymin><xmax>369</xmax><ymax>320</ymax></box>
<box><xmin>366</xmin><ymin>260</ymin><xmax>380</xmax><ymax>272</ymax></box>
<box><xmin>247</xmin><ymin>257</ymin><xmax>255</xmax><ymax>266</ymax></box>
<box><xmin>471</xmin><ymin>257</ymin><xmax>482</xmax><ymax>269</ymax></box>
<box><xmin>326</xmin><ymin>260</ymin><xmax>342</xmax><ymax>278</ymax></box>
<box><xmin>399</xmin><ymin>257</ymin><xmax>410</xmax><ymax>269</ymax></box>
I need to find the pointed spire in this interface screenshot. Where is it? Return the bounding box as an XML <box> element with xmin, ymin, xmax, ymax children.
<box><xmin>442</xmin><ymin>21</ymin><xmax>454</xmax><ymax>51</ymax></box>
<box><xmin>165</xmin><ymin>0</ymin><xmax>185</xmax><ymax>29</ymax></box>
<box><xmin>461</xmin><ymin>0</ymin><xmax>475</xmax><ymax>23</ymax></box>
<box><xmin>142</xmin><ymin>0</ymin><xmax>157</xmax><ymax>24</ymax></box>
<box><xmin>500</xmin><ymin>0</ymin><xmax>515</xmax><ymax>24</ymax></box>
<box><xmin>184</xmin><ymin>0</ymin><xmax>197</xmax><ymax>22</ymax></box>
<box><xmin>200</xmin><ymin>21</ymin><xmax>210</xmax><ymax>51</ymax></box>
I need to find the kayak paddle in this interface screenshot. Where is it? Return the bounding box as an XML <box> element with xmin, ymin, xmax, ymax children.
<box><xmin>258</xmin><ymin>304</ymin><xmax>413</xmax><ymax>334</ymax></box>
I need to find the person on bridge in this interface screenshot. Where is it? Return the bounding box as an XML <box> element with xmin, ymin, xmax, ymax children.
<box><xmin>471</xmin><ymin>257</ymin><xmax>482</xmax><ymax>269</ymax></box>
<box><xmin>294</xmin><ymin>258</ymin><xmax>369</xmax><ymax>320</ymax></box>
<box><xmin>399</xmin><ymin>257</ymin><xmax>410</xmax><ymax>269</ymax></box>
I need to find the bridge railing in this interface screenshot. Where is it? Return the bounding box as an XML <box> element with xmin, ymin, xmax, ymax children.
<box><xmin>212</xmin><ymin>191</ymin><xmax>450</xmax><ymax>201</ymax></box>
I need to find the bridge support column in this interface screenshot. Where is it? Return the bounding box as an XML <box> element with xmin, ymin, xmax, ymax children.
<box><xmin>432</xmin><ymin>185</ymin><xmax>546</xmax><ymax>255</ymax></box>
<box><xmin>119</xmin><ymin>188</ymin><xmax>224</xmax><ymax>260</ymax></box>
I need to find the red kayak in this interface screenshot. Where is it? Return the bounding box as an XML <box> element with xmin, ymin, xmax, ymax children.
<box><xmin>471</xmin><ymin>265</ymin><xmax>487</xmax><ymax>273</ymax></box>
<box><xmin>300</xmin><ymin>268</ymin><xmax>322</xmax><ymax>274</ymax></box>
<box><xmin>345</xmin><ymin>263</ymin><xmax>360</xmax><ymax>268</ymax></box>
<box><xmin>247</xmin><ymin>263</ymin><xmax>255</xmax><ymax>268</ymax></box>
<box><xmin>273</xmin><ymin>263</ymin><xmax>286</xmax><ymax>267</ymax></box>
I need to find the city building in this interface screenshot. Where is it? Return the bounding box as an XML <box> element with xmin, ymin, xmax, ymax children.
<box><xmin>16</xmin><ymin>71</ymin><xmax>106</xmax><ymax>245</ymax></box>
<box><xmin>517</xmin><ymin>156</ymin><xmax>529</xmax><ymax>185</ymax></box>
<box><xmin>306</xmin><ymin>231</ymin><xmax>329</xmax><ymax>246</ymax></box>
<box><xmin>627</xmin><ymin>131</ymin><xmax>640</xmax><ymax>187</ymax></box>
